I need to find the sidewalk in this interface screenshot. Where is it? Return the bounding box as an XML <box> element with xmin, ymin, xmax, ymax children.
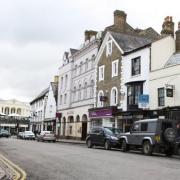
<box><xmin>0</xmin><ymin>154</ymin><xmax>27</xmax><ymax>180</ymax></box>
<box><xmin>56</xmin><ymin>138</ymin><xmax>86</xmax><ymax>145</ymax></box>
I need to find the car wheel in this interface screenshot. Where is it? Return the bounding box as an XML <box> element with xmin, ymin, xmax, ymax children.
<box><xmin>165</xmin><ymin>148</ymin><xmax>173</xmax><ymax>157</ymax></box>
<box><xmin>121</xmin><ymin>139</ymin><xmax>129</xmax><ymax>152</ymax></box>
<box><xmin>87</xmin><ymin>139</ymin><xmax>93</xmax><ymax>148</ymax></box>
<box><xmin>104</xmin><ymin>140</ymin><xmax>111</xmax><ymax>150</ymax></box>
<box><xmin>142</xmin><ymin>141</ymin><xmax>153</xmax><ymax>155</ymax></box>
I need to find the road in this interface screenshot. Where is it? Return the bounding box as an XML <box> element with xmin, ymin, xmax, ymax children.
<box><xmin>0</xmin><ymin>138</ymin><xmax>180</xmax><ymax>180</ymax></box>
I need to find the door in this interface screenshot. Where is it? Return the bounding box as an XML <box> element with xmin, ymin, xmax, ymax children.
<box><xmin>81</xmin><ymin>122</ymin><xmax>87</xmax><ymax>140</ymax></box>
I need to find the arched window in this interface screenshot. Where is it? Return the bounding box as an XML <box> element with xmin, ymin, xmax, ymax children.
<box><xmin>73</xmin><ymin>86</ymin><xmax>76</xmax><ymax>102</ymax></box>
<box><xmin>79</xmin><ymin>62</ymin><xmax>83</xmax><ymax>75</ymax></box>
<box><xmin>91</xmin><ymin>54</ymin><xmax>95</xmax><ymax>69</ymax></box>
<box><xmin>84</xmin><ymin>82</ymin><xmax>88</xmax><ymax>99</ymax></box>
<box><xmin>97</xmin><ymin>90</ymin><xmax>104</xmax><ymax>107</ymax></box>
<box><xmin>4</xmin><ymin>107</ymin><xmax>9</xmax><ymax>115</ymax></box>
<box><xmin>111</xmin><ymin>87</ymin><xmax>118</xmax><ymax>105</ymax></box>
<box><xmin>17</xmin><ymin>108</ymin><xmax>21</xmax><ymax>115</ymax></box>
<box><xmin>90</xmin><ymin>79</ymin><xmax>94</xmax><ymax>98</ymax></box>
<box><xmin>85</xmin><ymin>58</ymin><xmax>88</xmax><ymax>71</ymax></box>
<box><xmin>65</xmin><ymin>74</ymin><xmax>68</xmax><ymax>88</ymax></box>
<box><xmin>11</xmin><ymin>108</ymin><xmax>16</xmax><ymax>114</ymax></box>
<box><xmin>78</xmin><ymin>84</ymin><xmax>81</xmax><ymax>100</ymax></box>
<box><xmin>74</xmin><ymin>65</ymin><xmax>78</xmax><ymax>76</ymax></box>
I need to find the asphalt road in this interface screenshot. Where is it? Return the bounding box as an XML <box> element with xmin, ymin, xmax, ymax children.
<box><xmin>0</xmin><ymin>138</ymin><xmax>180</xmax><ymax>180</ymax></box>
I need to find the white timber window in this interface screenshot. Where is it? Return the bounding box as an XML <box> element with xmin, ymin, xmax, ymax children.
<box><xmin>111</xmin><ymin>87</ymin><xmax>118</xmax><ymax>105</ymax></box>
<box><xmin>97</xmin><ymin>90</ymin><xmax>104</xmax><ymax>107</ymax></box>
<box><xmin>106</xmin><ymin>40</ymin><xmax>112</xmax><ymax>56</ymax></box>
<box><xmin>112</xmin><ymin>59</ymin><xmax>119</xmax><ymax>77</ymax></box>
<box><xmin>99</xmin><ymin>65</ymin><xmax>105</xmax><ymax>81</ymax></box>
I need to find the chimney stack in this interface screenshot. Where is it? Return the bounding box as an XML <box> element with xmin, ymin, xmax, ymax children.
<box><xmin>54</xmin><ymin>75</ymin><xmax>59</xmax><ymax>83</ymax></box>
<box><xmin>161</xmin><ymin>16</ymin><xmax>174</xmax><ymax>37</ymax></box>
<box><xmin>176</xmin><ymin>22</ymin><xmax>180</xmax><ymax>52</ymax></box>
<box><xmin>84</xmin><ymin>30</ymin><xmax>97</xmax><ymax>42</ymax></box>
<box><xmin>114</xmin><ymin>10</ymin><xmax>127</xmax><ymax>32</ymax></box>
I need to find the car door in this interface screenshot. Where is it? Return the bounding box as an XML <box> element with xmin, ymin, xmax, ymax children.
<box><xmin>128</xmin><ymin>122</ymin><xmax>140</xmax><ymax>145</ymax></box>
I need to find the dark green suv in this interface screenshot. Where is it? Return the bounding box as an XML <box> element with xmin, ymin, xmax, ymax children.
<box><xmin>119</xmin><ymin>118</ymin><xmax>177</xmax><ymax>156</ymax></box>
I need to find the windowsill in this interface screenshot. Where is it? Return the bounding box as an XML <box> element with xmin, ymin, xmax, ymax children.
<box><xmin>131</xmin><ymin>74</ymin><xmax>141</xmax><ymax>78</ymax></box>
<box><xmin>112</xmin><ymin>75</ymin><xmax>118</xmax><ymax>78</ymax></box>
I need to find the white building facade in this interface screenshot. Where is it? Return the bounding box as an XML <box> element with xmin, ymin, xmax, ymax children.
<box><xmin>57</xmin><ymin>32</ymin><xmax>101</xmax><ymax>140</ymax></box>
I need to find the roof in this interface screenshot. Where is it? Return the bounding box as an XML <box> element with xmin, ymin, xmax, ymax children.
<box><xmin>30</xmin><ymin>88</ymin><xmax>49</xmax><ymax>104</ymax></box>
<box><xmin>110</xmin><ymin>31</ymin><xmax>152</xmax><ymax>53</ymax></box>
<box><xmin>165</xmin><ymin>53</ymin><xmax>180</xmax><ymax>67</ymax></box>
<box><xmin>51</xmin><ymin>82</ymin><xmax>58</xmax><ymax>102</ymax></box>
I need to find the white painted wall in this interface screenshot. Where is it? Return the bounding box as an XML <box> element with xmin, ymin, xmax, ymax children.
<box><xmin>149</xmin><ymin>65</ymin><xmax>180</xmax><ymax>109</ymax></box>
<box><xmin>151</xmin><ymin>36</ymin><xmax>175</xmax><ymax>71</ymax></box>
<box><xmin>45</xmin><ymin>84</ymin><xmax>56</xmax><ymax>119</ymax></box>
<box><xmin>121</xmin><ymin>47</ymin><xmax>150</xmax><ymax>111</ymax></box>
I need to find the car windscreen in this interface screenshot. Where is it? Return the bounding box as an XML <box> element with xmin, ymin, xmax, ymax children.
<box><xmin>104</xmin><ymin>128</ymin><xmax>114</xmax><ymax>135</ymax></box>
<box><xmin>105</xmin><ymin>127</ymin><xmax>121</xmax><ymax>135</ymax></box>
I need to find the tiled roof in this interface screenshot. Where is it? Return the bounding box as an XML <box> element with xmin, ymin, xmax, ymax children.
<box><xmin>165</xmin><ymin>53</ymin><xmax>180</xmax><ymax>67</ymax></box>
<box><xmin>110</xmin><ymin>31</ymin><xmax>152</xmax><ymax>53</ymax></box>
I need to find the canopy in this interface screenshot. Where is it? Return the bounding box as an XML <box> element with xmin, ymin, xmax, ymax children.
<box><xmin>8</xmin><ymin>113</ymin><xmax>20</xmax><ymax>117</ymax></box>
<box><xmin>0</xmin><ymin>112</ymin><xmax>6</xmax><ymax>116</ymax></box>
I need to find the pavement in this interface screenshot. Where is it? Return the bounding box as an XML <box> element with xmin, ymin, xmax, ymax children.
<box><xmin>56</xmin><ymin>138</ymin><xmax>86</xmax><ymax>145</ymax></box>
<box><xmin>0</xmin><ymin>154</ymin><xmax>27</xmax><ymax>180</ymax></box>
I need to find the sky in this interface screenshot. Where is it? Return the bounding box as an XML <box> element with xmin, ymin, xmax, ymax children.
<box><xmin>0</xmin><ymin>0</ymin><xmax>179</xmax><ymax>102</ymax></box>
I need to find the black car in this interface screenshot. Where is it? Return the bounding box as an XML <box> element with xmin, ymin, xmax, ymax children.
<box><xmin>86</xmin><ymin>127</ymin><xmax>121</xmax><ymax>150</ymax></box>
<box><xmin>0</xmin><ymin>129</ymin><xmax>11</xmax><ymax>138</ymax></box>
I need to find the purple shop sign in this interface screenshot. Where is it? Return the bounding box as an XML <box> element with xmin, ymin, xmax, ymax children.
<box><xmin>89</xmin><ymin>108</ymin><xmax>113</xmax><ymax>118</ymax></box>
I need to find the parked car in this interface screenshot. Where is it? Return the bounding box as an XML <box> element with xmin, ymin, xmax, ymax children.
<box><xmin>37</xmin><ymin>131</ymin><xmax>56</xmax><ymax>142</ymax></box>
<box><xmin>0</xmin><ymin>129</ymin><xmax>11</xmax><ymax>138</ymax></box>
<box><xmin>17</xmin><ymin>132</ymin><xmax>24</xmax><ymax>139</ymax></box>
<box><xmin>22</xmin><ymin>131</ymin><xmax>35</xmax><ymax>140</ymax></box>
<box><xmin>86</xmin><ymin>127</ymin><xmax>121</xmax><ymax>150</ymax></box>
<box><xmin>119</xmin><ymin>118</ymin><xmax>177</xmax><ymax>156</ymax></box>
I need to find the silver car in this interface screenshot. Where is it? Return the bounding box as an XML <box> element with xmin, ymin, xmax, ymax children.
<box><xmin>23</xmin><ymin>131</ymin><xmax>35</xmax><ymax>140</ymax></box>
<box><xmin>37</xmin><ymin>131</ymin><xmax>56</xmax><ymax>142</ymax></box>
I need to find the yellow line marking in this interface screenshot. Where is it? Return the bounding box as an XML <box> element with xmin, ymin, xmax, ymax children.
<box><xmin>0</xmin><ymin>154</ymin><xmax>27</xmax><ymax>180</ymax></box>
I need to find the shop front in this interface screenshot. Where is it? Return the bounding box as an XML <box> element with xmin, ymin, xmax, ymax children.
<box><xmin>89</xmin><ymin>106</ymin><xmax>118</xmax><ymax>128</ymax></box>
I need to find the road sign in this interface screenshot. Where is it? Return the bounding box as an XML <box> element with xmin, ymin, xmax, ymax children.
<box><xmin>138</xmin><ymin>94</ymin><xmax>149</xmax><ymax>109</ymax></box>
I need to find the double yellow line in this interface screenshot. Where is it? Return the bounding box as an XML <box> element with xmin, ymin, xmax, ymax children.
<box><xmin>0</xmin><ymin>154</ymin><xmax>27</xmax><ymax>180</ymax></box>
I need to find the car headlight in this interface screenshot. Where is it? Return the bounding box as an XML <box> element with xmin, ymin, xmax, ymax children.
<box><xmin>111</xmin><ymin>136</ymin><xmax>118</xmax><ymax>140</ymax></box>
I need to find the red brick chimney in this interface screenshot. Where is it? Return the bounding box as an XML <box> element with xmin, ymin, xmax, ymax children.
<box><xmin>176</xmin><ymin>22</ymin><xmax>180</xmax><ymax>52</ymax></box>
<box><xmin>114</xmin><ymin>10</ymin><xmax>127</xmax><ymax>32</ymax></box>
<box><xmin>161</xmin><ymin>16</ymin><xmax>174</xmax><ymax>37</ymax></box>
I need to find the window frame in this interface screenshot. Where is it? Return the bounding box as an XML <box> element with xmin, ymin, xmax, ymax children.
<box><xmin>158</xmin><ymin>88</ymin><xmax>165</xmax><ymax>107</ymax></box>
<box><xmin>112</xmin><ymin>59</ymin><xmax>119</xmax><ymax>77</ymax></box>
<box><xmin>106</xmin><ymin>40</ymin><xmax>112</xmax><ymax>56</ymax></box>
<box><xmin>99</xmin><ymin>65</ymin><xmax>105</xmax><ymax>81</ymax></box>
<box><xmin>131</xmin><ymin>56</ymin><xmax>141</xmax><ymax>76</ymax></box>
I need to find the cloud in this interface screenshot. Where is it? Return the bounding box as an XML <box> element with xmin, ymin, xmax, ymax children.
<box><xmin>0</xmin><ymin>0</ymin><xmax>180</xmax><ymax>102</ymax></box>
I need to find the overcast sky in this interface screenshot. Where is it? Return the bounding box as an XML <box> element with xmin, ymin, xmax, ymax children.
<box><xmin>0</xmin><ymin>0</ymin><xmax>179</xmax><ymax>102</ymax></box>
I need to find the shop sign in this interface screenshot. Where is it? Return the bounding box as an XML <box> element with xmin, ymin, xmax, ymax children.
<box><xmin>89</xmin><ymin>108</ymin><xmax>113</xmax><ymax>118</ymax></box>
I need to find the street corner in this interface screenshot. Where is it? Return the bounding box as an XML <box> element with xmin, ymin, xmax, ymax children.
<box><xmin>0</xmin><ymin>154</ymin><xmax>27</xmax><ymax>180</ymax></box>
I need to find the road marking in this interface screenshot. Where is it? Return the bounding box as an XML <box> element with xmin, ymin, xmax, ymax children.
<box><xmin>0</xmin><ymin>154</ymin><xmax>27</xmax><ymax>180</ymax></box>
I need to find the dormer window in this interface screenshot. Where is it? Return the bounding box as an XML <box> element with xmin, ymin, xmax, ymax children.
<box><xmin>106</xmin><ymin>40</ymin><xmax>112</xmax><ymax>56</ymax></box>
